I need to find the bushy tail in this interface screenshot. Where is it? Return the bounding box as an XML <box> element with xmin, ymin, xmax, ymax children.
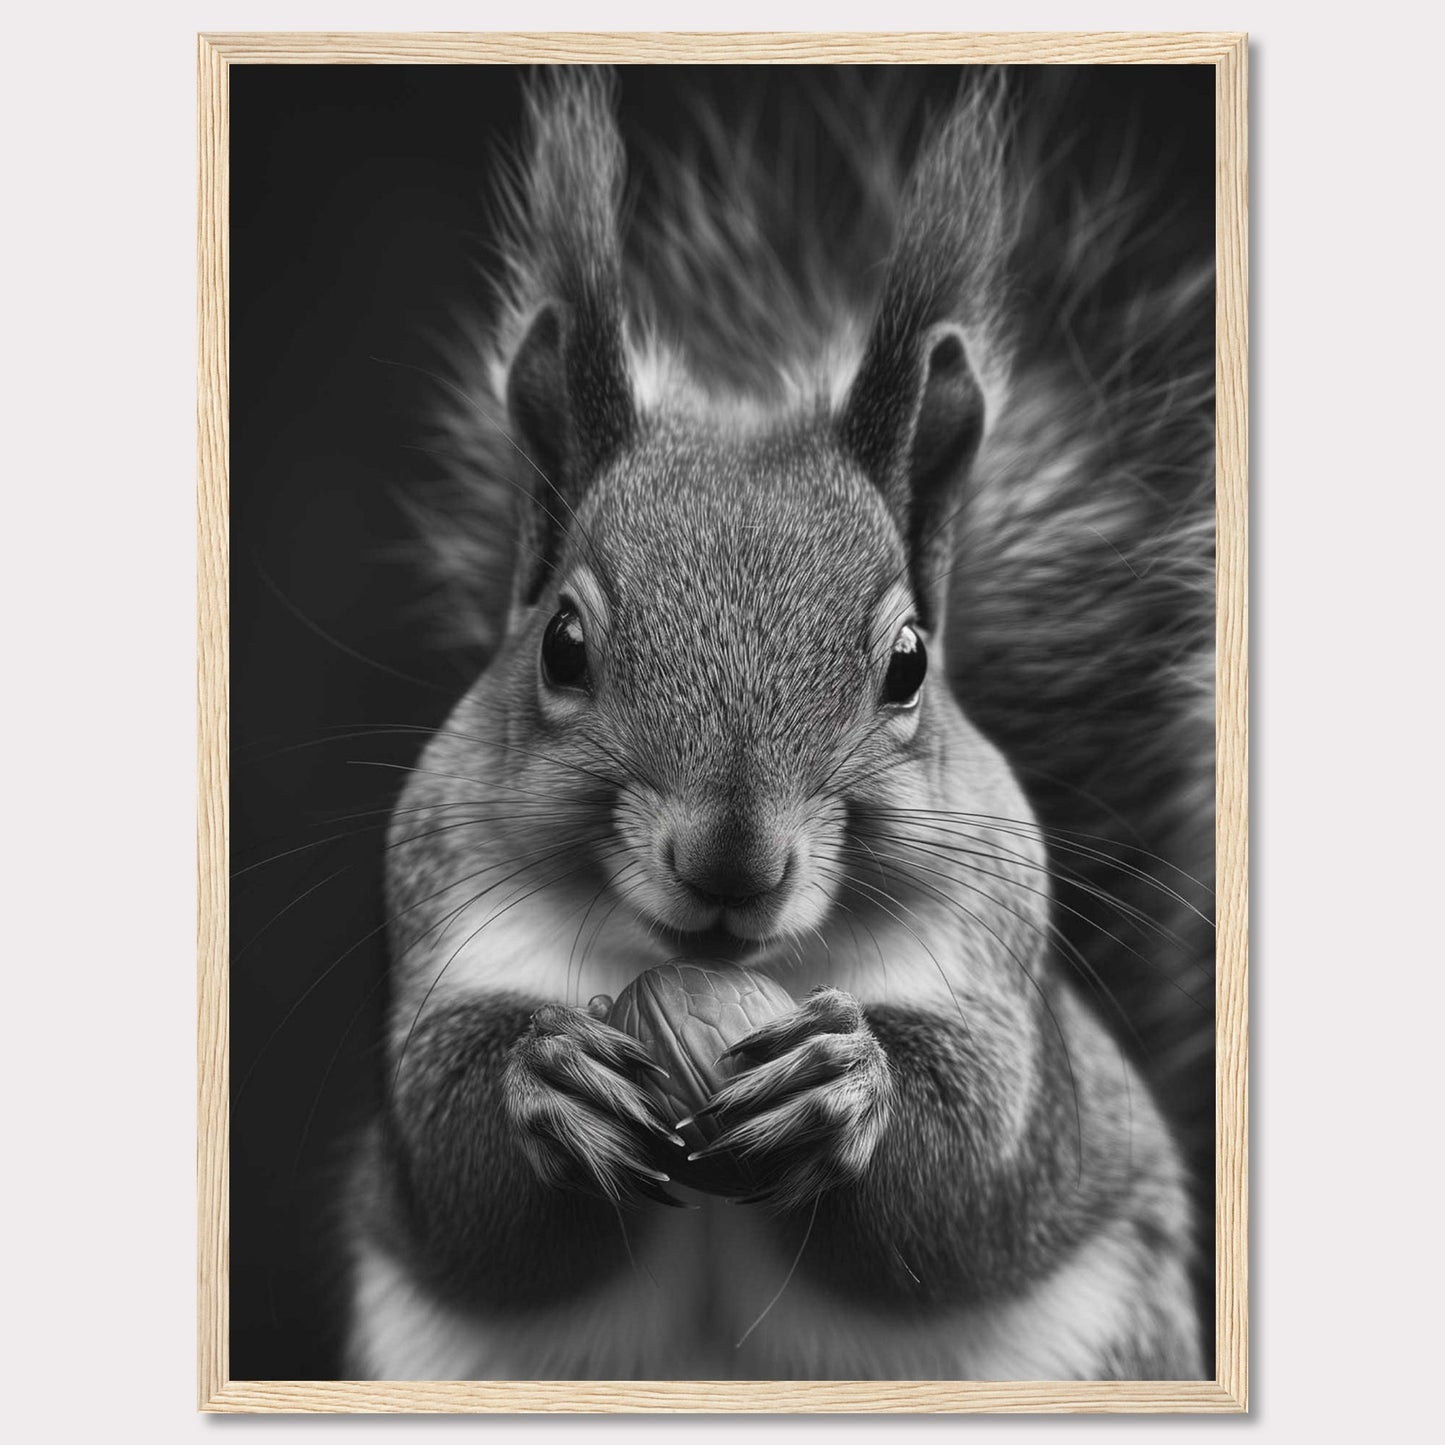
<box><xmin>950</xmin><ymin>119</ymin><xmax>1216</xmax><ymax>1145</ymax></box>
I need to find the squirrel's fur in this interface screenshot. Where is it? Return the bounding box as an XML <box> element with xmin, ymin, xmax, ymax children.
<box><xmin>352</xmin><ymin>68</ymin><xmax>1215</xmax><ymax>1381</ymax></box>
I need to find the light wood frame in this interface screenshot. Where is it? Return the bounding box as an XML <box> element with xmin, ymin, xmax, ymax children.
<box><xmin>198</xmin><ymin>30</ymin><xmax>1248</xmax><ymax>1414</ymax></box>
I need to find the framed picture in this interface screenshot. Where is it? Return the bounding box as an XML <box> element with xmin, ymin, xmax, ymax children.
<box><xmin>199</xmin><ymin>31</ymin><xmax>1247</xmax><ymax>1413</ymax></box>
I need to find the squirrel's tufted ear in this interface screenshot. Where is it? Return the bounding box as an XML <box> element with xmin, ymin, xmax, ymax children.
<box><xmin>840</xmin><ymin>322</ymin><xmax>986</xmax><ymax>632</ymax></box>
<box><xmin>505</xmin><ymin>298</ymin><xmax>635</xmax><ymax>603</ymax></box>
<box><xmin>838</xmin><ymin>83</ymin><xmax>1010</xmax><ymax>632</ymax></box>
<box><xmin>502</xmin><ymin>69</ymin><xmax>637</xmax><ymax>605</ymax></box>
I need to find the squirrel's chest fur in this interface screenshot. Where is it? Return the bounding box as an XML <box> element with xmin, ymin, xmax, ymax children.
<box><xmin>349</xmin><ymin>1192</ymin><xmax>1169</xmax><ymax>1380</ymax></box>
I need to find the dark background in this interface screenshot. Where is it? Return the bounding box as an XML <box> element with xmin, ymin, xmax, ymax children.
<box><xmin>230</xmin><ymin>64</ymin><xmax>1213</xmax><ymax>1381</ymax></box>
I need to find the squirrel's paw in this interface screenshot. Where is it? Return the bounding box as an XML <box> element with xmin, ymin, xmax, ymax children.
<box><xmin>503</xmin><ymin>1004</ymin><xmax>688</xmax><ymax>1207</ymax></box>
<box><xmin>687</xmin><ymin>987</ymin><xmax>891</xmax><ymax>1211</ymax></box>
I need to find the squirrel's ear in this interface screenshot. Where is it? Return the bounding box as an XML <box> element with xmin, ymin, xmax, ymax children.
<box><xmin>505</xmin><ymin>297</ymin><xmax>635</xmax><ymax>605</ymax></box>
<box><xmin>503</xmin><ymin>70</ymin><xmax>637</xmax><ymax>606</ymax></box>
<box><xmin>840</xmin><ymin>321</ymin><xmax>986</xmax><ymax>631</ymax></box>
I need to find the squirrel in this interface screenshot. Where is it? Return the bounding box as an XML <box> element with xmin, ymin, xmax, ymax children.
<box><xmin>343</xmin><ymin>68</ymin><xmax>1215</xmax><ymax>1381</ymax></box>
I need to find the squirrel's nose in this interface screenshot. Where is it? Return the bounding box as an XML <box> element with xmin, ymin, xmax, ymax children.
<box><xmin>668</xmin><ymin>830</ymin><xmax>789</xmax><ymax>909</ymax></box>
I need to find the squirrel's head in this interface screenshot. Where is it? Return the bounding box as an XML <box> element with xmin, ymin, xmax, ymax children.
<box><xmin>481</xmin><ymin>265</ymin><xmax>990</xmax><ymax>949</ymax></box>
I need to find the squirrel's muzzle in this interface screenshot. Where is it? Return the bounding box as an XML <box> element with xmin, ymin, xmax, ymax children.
<box><xmin>612</xmin><ymin>789</ymin><xmax>838</xmax><ymax>944</ymax></box>
<box><xmin>666</xmin><ymin>811</ymin><xmax>792</xmax><ymax>912</ymax></box>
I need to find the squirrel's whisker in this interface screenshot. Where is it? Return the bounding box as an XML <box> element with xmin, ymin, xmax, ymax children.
<box><xmin>851</xmin><ymin>826</ymin><xmax>1209</xmax><ymax>992</ymax></box>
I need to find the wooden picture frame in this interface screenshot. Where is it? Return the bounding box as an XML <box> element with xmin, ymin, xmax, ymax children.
<box><xmin>198</xmin><ymin>30</ymin><xmax>1247</xmax><ymax>1414</ymax></box>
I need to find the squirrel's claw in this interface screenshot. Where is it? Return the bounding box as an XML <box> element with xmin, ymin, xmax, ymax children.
<box><xmin>505</xmin><ymin>1003</ymin><xmax>687</xmax><ymax>1207</ymax></box>
<box><xmin>689</xmin><ymin>992</ymin><xmax>891</xmax><ymax>1207</ymax></box>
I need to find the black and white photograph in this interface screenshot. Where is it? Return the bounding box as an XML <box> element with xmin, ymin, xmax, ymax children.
<box><xmin>228</xmin><ymin>57</ymin><xmax>1222</xmax><ymax>1386</ymax></box>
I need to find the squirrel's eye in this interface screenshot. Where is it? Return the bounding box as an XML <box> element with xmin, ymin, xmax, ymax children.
<box><xmin>882</xmin><ymin>624</ymin><xmax>927</xmax><ymax>708</ymax></box>
<box><xmin>541</xmin><ymin>607</ymin><xmax>589</xmax><ymax>690</ymax></box>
